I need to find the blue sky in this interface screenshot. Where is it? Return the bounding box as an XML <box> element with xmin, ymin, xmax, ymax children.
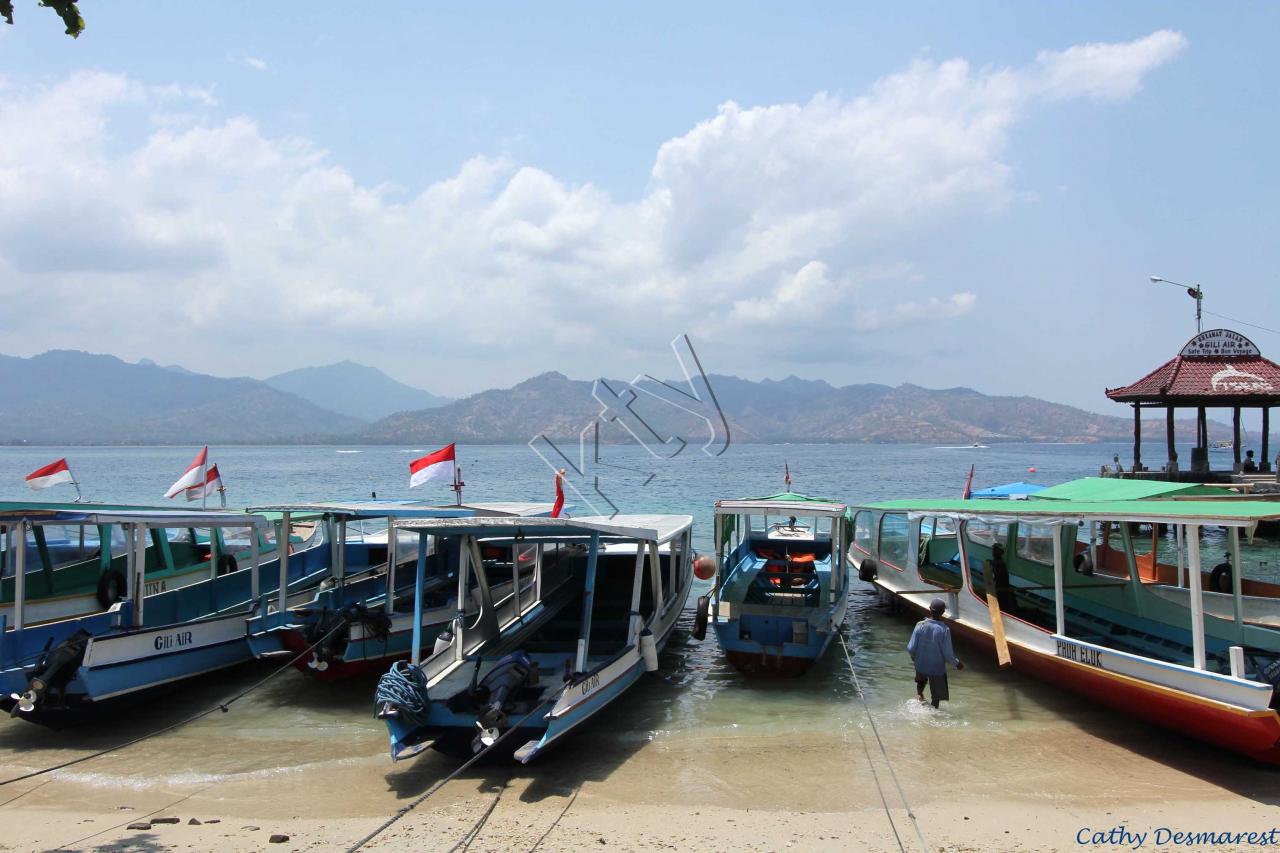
<box><xmin>1</xmin><ymin>2</ymin><xmax>1278</xmax><ymax>416</ymax></box>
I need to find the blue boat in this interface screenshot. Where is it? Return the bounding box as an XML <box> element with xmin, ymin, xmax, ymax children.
<box><xmin>705</xmin><ymin>494</ymin><xmax>851</xmax><ymax>676</ymax></box>
<box><xmin>376</xmin><ymin>514</ymin><xmax>694</xmax><ymax>763</ymax></box>
<box><xmin>245</xmin><ymin>501</ymin><xmax>556</xmax><ymax>681</ymax></box>
<box><xmin>0</xmin><ymin>506</ymin><xmax>343</xmax><ymax>726</ymax></box>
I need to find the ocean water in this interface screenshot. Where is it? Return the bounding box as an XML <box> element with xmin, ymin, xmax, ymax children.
<box><xmin>0</xmin><ymin>441</ymin><xmax>1268</xmax><ymax>793</ymax></box>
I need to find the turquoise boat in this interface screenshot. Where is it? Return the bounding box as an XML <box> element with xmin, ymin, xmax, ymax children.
<box><xmin>705</xmin><ymin>493</ymin><xmax>851</xmax><ymax>675</ymax></box>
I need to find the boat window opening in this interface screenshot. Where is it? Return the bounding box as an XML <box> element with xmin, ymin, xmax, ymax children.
<box><xmin>1016</xmin><ymin>524</ymin><xmax>1057</xmax><ymax>567</ymax></box>
<box><xmin>877</xmin><ymin>513</ymin><xmax>909</xmax><ymax>570</ymax></box>
<box><xmin>919</xmin><ymin>516</ymin><xmax>962</xmax><ymax>588</ymax></box>
<box><xmin>853</xmin><ymin>511</ymin><xmax>873</xmax><ymax>554</ymax></box>
<box><xmin>963</xmin><ymin>522</ymin><xmax>1009</xmax><ymax>597</ymax></box>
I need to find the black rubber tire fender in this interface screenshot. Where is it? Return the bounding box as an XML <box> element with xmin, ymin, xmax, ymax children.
<box><xmin>96</xmin><ymin>569</ymin><xmax>126</xmax><ymax>609</ymax></box>
<box><xmin>217</xmin><ymin>554</ymin><xmax>238</xmax><ymax>576</ymax></box>
<box><xmin>858</xmin><ymin>557</ymin><xmax>879</xmax><ymax>583</ymax></box>
<box><xmin>692</xmin><ymin>595</ymin><xmax>710</xmax><ymax>640</ymax></box>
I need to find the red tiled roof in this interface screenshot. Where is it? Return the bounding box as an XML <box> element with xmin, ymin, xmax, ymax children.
<box><xmin>1107</xmin><ymin>355</ymin><xmax>1280</xmax><ymax>402</ymax></box>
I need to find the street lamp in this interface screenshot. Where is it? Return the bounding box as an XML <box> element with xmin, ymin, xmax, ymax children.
<box><xmin>1150</xmin><ymin>275</ymin><xmax>1203</xmax><ymax>333</ymax></box>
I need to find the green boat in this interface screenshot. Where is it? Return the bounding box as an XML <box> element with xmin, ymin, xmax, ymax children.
<box><xmin>1</xmin><ymin>501</ymin><xmax>313</xmax><ymax>626</ymax></box>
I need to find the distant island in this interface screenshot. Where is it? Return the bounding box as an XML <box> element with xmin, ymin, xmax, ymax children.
<box><xmin>0</xmin><ymin>349</ymin><xmax>1233</xmax><ymax>446</ymax></box>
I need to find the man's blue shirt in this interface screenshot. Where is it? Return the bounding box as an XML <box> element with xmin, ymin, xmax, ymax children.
<box><xmin>907</xmin><ymin>618</ymin><xmax>959</xmax><ymax>677</ymax></box>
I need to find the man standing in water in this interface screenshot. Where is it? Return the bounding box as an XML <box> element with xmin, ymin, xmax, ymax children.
<box><xmin>907</xmin><ymin>598</ymin><xmax>964</xmax><ymax>708</ymax></box>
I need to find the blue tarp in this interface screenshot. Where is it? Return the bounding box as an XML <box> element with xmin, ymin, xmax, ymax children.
<box><xmin>969</xmin><ymin>482</ymin><xmax>1045</xmax><ymax>499</ymax></box>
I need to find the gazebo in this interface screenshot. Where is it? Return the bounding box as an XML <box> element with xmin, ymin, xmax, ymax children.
<box><xmin>1106</xmin><ymin>329</ymin><xmax>1280</xmax><ymax>478</ymax></box>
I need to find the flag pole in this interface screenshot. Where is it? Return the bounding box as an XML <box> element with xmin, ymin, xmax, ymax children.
<box><xmin>452</xmin><ymin>461</ymin><xmax>464</xmax><ymax>507</ymax></box>
<box><xmin>68</xmin><ymin>462</ymin><xmax>84</xmax><ymax>503</ymax></box>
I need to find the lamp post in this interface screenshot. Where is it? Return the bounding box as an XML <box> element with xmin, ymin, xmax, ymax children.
<box><xmin>1150</xmin><ymin>275</ymin><xmax>1203</xmax><ymax>333</ymax></box>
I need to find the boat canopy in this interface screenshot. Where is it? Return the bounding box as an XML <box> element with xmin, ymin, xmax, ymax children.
<box><xmin>969</xmin><ymin>482</ymin><xmax>1044</xmax><ymax>498</ymax></box>
<box><xmin>0</xmin><ymin>507</ymin><xmax>270</xmax><ymax>528</ymax></box>
<box><xmin>246</xmin><ymin>500</ymin><xmax>475</xmax><ymax>518</ymax></box>
<box><xmin>1028</xmin><ymin>477</ymin><xmax>1234</xmax><ymax>502</ymax></box>
<box><xmin>715</xmin><ymin>492</ymin><xmax>847</xmax><ymax>517</ymax></box>
<box><xmin>861</xmin><ymin>498</ymin><xmax>1280</xmax><ymax>528</ymax></box>
<box><xmin>392</xmin><ymin>514</ymin><xmax>693</xmax><ymax>545</ymax></box>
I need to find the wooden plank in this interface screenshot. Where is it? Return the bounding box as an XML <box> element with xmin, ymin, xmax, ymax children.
<box><xmin>980</xmin><ymin>558</ymin><xmax>1012</xmax><ymax>667</ymax></box>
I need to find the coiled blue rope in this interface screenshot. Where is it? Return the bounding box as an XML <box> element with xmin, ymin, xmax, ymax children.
<box><xmin>374</xmin><ymin>660</ymin><xmax>431</xmax><ymax>725</ymax></box>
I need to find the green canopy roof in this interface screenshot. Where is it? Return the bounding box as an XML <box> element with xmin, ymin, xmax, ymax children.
<box><xmin>858</xmin><ymin>497</ymin><xmax>1280</xmax><ymax>526</ymax></box>
<box><xmin>741</xmin><ymin>491</ymin><xmax>843</xmax><ymax>505</ymax></box>
<box><xmin>1028</xmin><ymin>477</ymin><xmax>1233</xmax><ymax>502</ymax></box>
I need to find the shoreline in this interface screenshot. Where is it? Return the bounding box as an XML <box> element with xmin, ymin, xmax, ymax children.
<box><xmin>2</xmin><ymin>713</ymin><xmax>1277</xmax><ymax>852</ymax></box>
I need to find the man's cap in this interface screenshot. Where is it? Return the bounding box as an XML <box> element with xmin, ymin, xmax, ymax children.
<box><xmin>929</xmin><ymin>598</ymin><xmax>946</xmax><ymax>613</ymax></box>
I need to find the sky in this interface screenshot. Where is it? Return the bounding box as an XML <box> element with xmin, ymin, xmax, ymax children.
<box><xmin>1</xmin><ymin>2</ymin><xmax>1278</xmax><ymax>415</ymax></box>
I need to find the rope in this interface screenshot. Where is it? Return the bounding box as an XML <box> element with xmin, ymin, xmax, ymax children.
<box><xmin>374</xmin><ymin>661</ymin><xmax>431</xmax><ymax>726</ymax></box>
<box><xmin>447</xmin><ymin>770</ymin><xmax>511</xmax><ymax>853</ymax></box>
<box><xmin>527</xmin><ymin>783</ymin><xmax>581</xmax><ymax>852</ymax></box>
<box><xmin>346</xmin><ymin>682</ymin><xmax>570</xmax><ymax>852</ymax></box>
<box><xmin>837</xmin><ymin>630</ymin><xmax>930</xmax><ymax>853</ymax></box>
<box><xmin>0</xmin><ymin>617</ymin><xmax>350</xmax><ymax>787</ymax></box>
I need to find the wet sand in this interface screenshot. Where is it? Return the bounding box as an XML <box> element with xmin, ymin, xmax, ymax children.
<box><xmin>1</xmin><ymin>676</ymin><xmax>1277</xmax><ymax>853</ymax></box>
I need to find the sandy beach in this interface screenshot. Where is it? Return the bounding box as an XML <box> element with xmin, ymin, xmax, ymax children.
<box><xmin>1</xmin><ymin>677</ymin><xmax>1277</xmax><ymax>853</ymax></box>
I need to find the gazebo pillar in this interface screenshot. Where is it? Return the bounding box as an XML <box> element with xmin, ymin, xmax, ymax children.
<box><xmin>1264</xmin><ymin>407</ymin><xmax>1272</xmax><ymax>473</ymax></box>
<box><xmin>1197</xmin><ymin>406</ymin><xmax>1207</xmax><ymax>449</ymax></box>
<box><xmin>1165</xmin><ymin>406</ymin><xmax>1176</xmax><ymax>473</ymax></box>
<box><xmin>1132</xmin><ymin>403</ymin><xmax>1142</xmax><ymax>472</ymax></box>
<box><xmin>1233</xmin><ymin>407</ymin><xmax>1242</xmax><ymax>472</ymax></box>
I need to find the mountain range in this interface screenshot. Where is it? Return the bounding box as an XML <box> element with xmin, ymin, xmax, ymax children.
<box><xmin>0</xmin><ymin>350</ymin><xmax>1238</xmax><ymax>446</ymax></box>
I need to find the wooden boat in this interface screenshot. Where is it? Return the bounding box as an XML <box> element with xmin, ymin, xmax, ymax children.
<box><xmin>705</xmin><ymin>494</ymin><xmax>851</xmax><ymax>675</ymax></box>
<box><xmin>376</xmin><ymin>514</ymin><xmax>694</xmax><ymax>763</ymax></box>
<box><xmin>0</xmin><ymin>500</ymin><xmax>289</xmax><ymax>625</ymax></box>
<box><xmin>0</xmin><ymin>507</ymin><xmax>342</xmax><ymax>727</ymax></box>
<box><xmin>850</xmin><ymin>495</ymin><xmax>1280</xmax><ymax>763</ymax></box>
<box><xmin>245</xmin><ymin>501</ymin><xmax>555</xmax><ymax>681</ymax></box>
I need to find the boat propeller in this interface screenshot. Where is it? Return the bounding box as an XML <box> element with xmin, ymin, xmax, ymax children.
<box><xmin>9</xmin><ymin>678</ymin><xmax>46</xmax><ymax>716</ymax></box>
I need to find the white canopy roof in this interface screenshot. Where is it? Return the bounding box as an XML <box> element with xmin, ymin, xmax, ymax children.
<box><xmin>393</xmin><ymin>513</ymin><xmax>693</xmax><ymax>545</ymax></box>
<box><xmin>715</xmin><ymin>499</ymin><xmax>847</xmax><ymax>517</ymax></box>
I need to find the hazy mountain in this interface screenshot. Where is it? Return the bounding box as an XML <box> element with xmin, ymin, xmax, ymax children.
<box><xmin>359</xmin><ymin>371</ymin><xmax>1226</xmax><ymax>445</ymax></box>
<box><xmin>265</xmin><ymin>360</ymin><xmax>453</xmax><ymax>422</ymax></box>
<box><xmin>0</xmin><ymin>350</ymin><xmax>362</xmax><ymax>444</ymax></box>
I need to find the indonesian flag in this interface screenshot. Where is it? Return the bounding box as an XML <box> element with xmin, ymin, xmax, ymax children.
<box><xmin>962</xmin><ymin>464</ymin><xmax>975</xmax><ymax>500</ymax></box>
<box><xmin>409</xmin><ymin>443</ymin><xmax>456</xmax><ymax>489</ymax></box>
<box><xmin>26</xmin><ymin>458</ymin><xmax>74</xmax><ymax>491</ymax></box>
<box><xmin>185</xmin><ymin>464</ymin><xmax>222</xmax><ymax>501</ymax></box>
<box><xmin>784</xmin><ymin>462</ymin><xmax>791</xmax><ymax>490</ymax></box>
<box><xmin>552</xmin><ymin>469</ymin><xmax>565</xmax><ymax>518</ymax></box>
<box><xmin>165</xmin><ymin>446</ymin><xmax>208</xmax><ymax>499</ymax></box>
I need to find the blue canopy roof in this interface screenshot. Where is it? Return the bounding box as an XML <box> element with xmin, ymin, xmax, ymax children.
<box><xmin>969</xmin><ymin>482</ymin><xmax>1045</xmax><ymax>498</ymax></box>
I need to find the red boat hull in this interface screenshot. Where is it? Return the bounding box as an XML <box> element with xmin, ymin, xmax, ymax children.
<box><xmin>892</xmin><ymin>594</ymin><xmax>1280</xmax><ymax>764</ymax></box>
<box><xmin>277</xmin><ymin>629</ymin><xmax>407</xmax><ymax>683</ymax></box>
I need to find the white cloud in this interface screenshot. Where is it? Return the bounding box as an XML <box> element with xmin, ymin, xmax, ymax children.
<box><xmin>241</xmin><ymin>55</ymin><xmax>269</xmax><ymax>72</ymax></box>
<box><xmin>0</xmin><ymin>32</ymin><xmax>1185</xmax><ymax>392</ymax></box>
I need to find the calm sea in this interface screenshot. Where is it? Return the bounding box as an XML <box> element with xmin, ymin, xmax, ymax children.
<box><xmin>0</xmin><ymin>441</ymin><xmax>1267</xmax><ymax>790</ymax></box>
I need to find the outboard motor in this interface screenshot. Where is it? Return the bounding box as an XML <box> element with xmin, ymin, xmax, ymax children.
<box><xmin>471</xmin><ymin>650</ymin><xmax>537</xmax><ymax>751</ymax></box>
<box><xmin>11</xmin><ymin>629</ymin><xmax>92</xmax><ymax>716</ymax></box>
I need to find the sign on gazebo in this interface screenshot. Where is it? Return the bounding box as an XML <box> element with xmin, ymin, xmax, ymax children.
<box><xmin>1179</xmin><ymin>329</ymin><xmax>1261</xmax><ymax>359</ymax></box>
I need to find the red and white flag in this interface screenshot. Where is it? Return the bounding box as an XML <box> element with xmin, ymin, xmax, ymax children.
<box><xmin>26</xmin><ymin>458</ymin><xmax>74</xmax><ymax>491</ymax></box>
<box><xmin>784</xmin><ymin>462</ymin><xmax>792</xmax><ymax>491</ymax></box>
<box><xmin>962</xmin><ymin>464</ymin><xmax>975</xmax><ymax>500</ymax></box>
<box><xmin>185</xmin><ymin>464</ymin><xmax>223</xmax><ymax>502</ymax></box>
<box><xmin>551</xmin><ymin>469</ymin><xmax>565</xmax><ymax>518</ymax></box>
<box><xmin>165</xmin><ymin>446</ymin><xmax>208</xmax><ymax>499</ymax></box>
<box><xmin>409</xmin><ymin>443</ymin><xmax>456</xmax><ymax>489</ymax></box>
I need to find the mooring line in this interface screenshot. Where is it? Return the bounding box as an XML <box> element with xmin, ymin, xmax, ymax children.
<box><xmin>528</xmin><ymin>783</ymin><xmax>581</xmax><ymax>853</ymax></box>
<box><xmin>447</xmin><ymin>770</ymin><xmax>512</xmax><ymax>853</ymax></box>
<box><xmin>837</xmin><ymin>630</ymin><xmax>930</xmax><ymax>853</ymax></box>
<box><xmin>346</xmin><ymin>682</ymin><xmax>570</xmax><ymax>853</ymax></box>
<box><xmin>0</xmin><ymin>618</ymin><xmax>350</xmax><ymax>787</ymax></box>
<box><xmin>50</xmin><ymin>783</ymin><xmax>214</xmax><ymax>852</ymax></box>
